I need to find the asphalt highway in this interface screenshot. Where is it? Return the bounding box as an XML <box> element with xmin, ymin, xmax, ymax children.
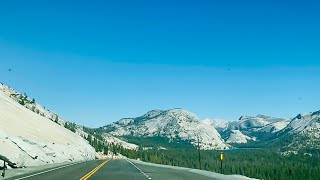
<box><xmin>7</xmin><ymin>159</ymin><xmax>216</xmax><ymax>180</ymax></box>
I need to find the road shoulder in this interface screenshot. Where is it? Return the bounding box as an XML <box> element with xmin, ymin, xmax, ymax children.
<box><xmin>1</xmin><ymin>160</ymin><xmax>85</xmax><ymax>179</ymax></box>
<box><xmin>129</xmin><ymin>159</ymin><xmax>257</xmax><ymax>180</ymax></box>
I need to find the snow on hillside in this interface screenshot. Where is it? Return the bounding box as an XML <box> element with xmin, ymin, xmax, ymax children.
<box><xmin>103</xmin><ymin>108</ymin><xmax>230</xmax><ymax>150</ymax></box>
<box><xmin>0</xmin><ymin>83</ymin><xmax>96</xmax><ymax>168</ymax></box>
<box><xmin>226</xmin><ymin>130</ymin><xmax>256</xmax><ymax>144</ymax></box>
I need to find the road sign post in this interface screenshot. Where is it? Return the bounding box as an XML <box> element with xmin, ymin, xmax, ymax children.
<box><xmin>220</xmin><ymin>152</ymin><xmax>224</xmax><ymax>174</ymax></box>
<box><xmin>198</xmin><ymin>136</ymin><xmax>201</xmax><ymax>169</ymax></box>
<box><xmin>1</xmin><ymin>160</ymin><xmax>5</xmax><ymax>177</ymax></box>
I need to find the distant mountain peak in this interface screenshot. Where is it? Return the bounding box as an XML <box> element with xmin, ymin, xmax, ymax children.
<box><xmin>311</xmin><ymin>110</ymin><xmax>320</xmax><ymax>116</ymax></box>
<box><xmin>256</xmin><ymin>114</ymin><xmax>271</xmax><ymax>119</ymax></box>
<box><xmin>239</xmin><ymin>114</ymin><xmax>273</xmax><ymax>121</ymax></box>
<box><xmin>238</xmin><ymin>115</ymin><xmax>252</xmax><ymax>121</ymax></box>
<box><xmin>101</xmin><ymin>108</ymin><xmax>229</xmax><ymax>150</ymax></box>
<box><xmin>294</xmin><ymin>113</ymin><xmax>304</xmax><ymax>120</ymax></box>
<box><xmin>139</xmin><ymin>109</ymin><xmax>164</xmax><ymax>119</ymax></box>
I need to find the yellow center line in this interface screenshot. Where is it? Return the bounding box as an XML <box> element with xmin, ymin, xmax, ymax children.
<box><xmin>79</xmin><ymin>160</ymin><xmax>110</xmax><ymax>180</ymax></box>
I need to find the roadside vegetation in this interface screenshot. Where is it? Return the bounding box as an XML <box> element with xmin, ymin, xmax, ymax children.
<box><xmin>121</xmin><ymin>148</ymin><xmax>320</xmax><ymax>180</ymax></box>
<box><xmin>64</xmin><ymin>123</ymin><xmax>320</xmax><ymax>180</ymax></box>
<box><xmin>75</xmin><ymin>127</ymin><xmax>320</xmax><ymax>180</ymax></box>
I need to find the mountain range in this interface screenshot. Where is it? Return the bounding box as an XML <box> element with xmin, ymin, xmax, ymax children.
<box><xmin>205</xmin><ymin>112</ymin><xmax>320</xmax><ymax>155</ymax></box>
<box><xmin>1</xmin><ymin>82</ymin><xmax>319</xmax><ymax>168</ymax></box>
<box><xmin>95</xmin><ymin>107</ymin><xmax>320</xmax><ymax>156</ymax></box>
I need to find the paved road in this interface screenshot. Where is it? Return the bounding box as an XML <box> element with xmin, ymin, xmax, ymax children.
<box><xmin>7</xmin><ymin>159</ymin><xmax>216</xmax><ymax>180</ymax></box>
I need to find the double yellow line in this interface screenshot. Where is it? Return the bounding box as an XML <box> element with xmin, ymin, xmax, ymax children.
<box><xmin>79</xmin><ymin>160</ymin><xmax>110</xmax><ymax>180</ymax></box>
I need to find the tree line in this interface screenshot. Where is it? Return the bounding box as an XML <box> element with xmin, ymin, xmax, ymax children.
<box><xmin>67</xmin><ymin>126</ymin><xmax>320</xmax><ymax>179</ymax></box>
<box><xmin>120</xmin><ymin>147</ymin><xmax>320</xmax><ymax>180</ymax></box>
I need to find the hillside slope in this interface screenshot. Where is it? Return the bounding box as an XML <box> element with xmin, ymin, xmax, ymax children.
<box><xmin>0</xmin><ymin>83</ymin><xmax>96</xmax><ymax>168</ymax></box>
<box><xmin>276</xmin><ymin>110</ymin><xmax>320</xmax><ymax>154</ymax></box>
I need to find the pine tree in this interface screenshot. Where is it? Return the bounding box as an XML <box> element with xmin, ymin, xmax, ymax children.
<box><xmin>54</xmin><ymin>115</ymin><xmax>59</xmax><ymax>123</ymax></box>
<box><xmin>19</xmin><ymin>99</ymin><xmax>25</xmax><ymax>106</ymax></box>
<box><xmin>64</xmin><ymin>122</ymin><xmax>68</xmax><ymax>129</ymax></box>
<box><xmin>104</xmin><ymin>144</ymin><xmax>109</xmax><ymax>155</ymax></box>
<box><xmin>87</xmin><ymin>134</ymin><xmax>92</xmax><ymax>145</ymax></box>
<box><xmin>93</xmin><ymin>137</ymin><xmax>98</xmax><ymax>151</ymax></box>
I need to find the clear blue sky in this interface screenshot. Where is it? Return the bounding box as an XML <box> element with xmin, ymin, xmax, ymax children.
<box><xmin>0</xmin><ymin>0</ymin><xmax>319</xmax><ymax>127</ymax></box>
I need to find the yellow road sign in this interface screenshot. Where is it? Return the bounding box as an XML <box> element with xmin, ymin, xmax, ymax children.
<box><xmin>220</xmin><ymin>153</ymin><xmax>224</xmax><ymax>161</ymax></box>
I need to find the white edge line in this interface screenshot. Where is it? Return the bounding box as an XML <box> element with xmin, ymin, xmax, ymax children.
<box><xmin>14</xmin><ymin>161</ymin><xmax>84</xmax><ymax>180</ymax></box>
<box><xmin>126</xmin><ymin>159</ymin><xmax>152</xmax><ymax>180</ymax></box>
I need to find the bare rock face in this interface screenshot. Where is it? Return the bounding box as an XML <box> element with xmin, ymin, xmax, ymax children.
<box><xmin>102</xmin><ymin>108</ymin><xmax>229</xmax><ymax>150</ymax></box>
<box><xmin>0</xmin><ymin>83</ymin><xmax>96</xmax><ymax>168</ymax></box>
